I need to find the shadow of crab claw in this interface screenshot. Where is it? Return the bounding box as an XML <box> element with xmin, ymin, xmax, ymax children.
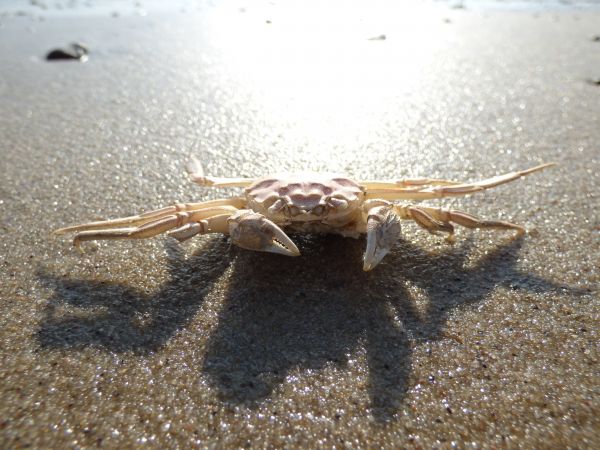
<box><xmin>363</xmin><ymin>205</ymin><xmax>401</xmax><ymax>271</ymax></box>
<box><xmin>228</xmin><ymin>210</ymin><xmax>300</xmax><ymax>256</ymax></box>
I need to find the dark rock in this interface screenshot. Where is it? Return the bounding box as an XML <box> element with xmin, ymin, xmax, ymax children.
<box><xmin>46</xmin><ymin>42</ymin><xmax>89</xmax><ymax>61</ymax></box>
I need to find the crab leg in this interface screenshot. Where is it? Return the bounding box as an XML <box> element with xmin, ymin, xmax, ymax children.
<box><xmin>70</xmin><ymin>206</ymin><xmax>238</xmax><ymax>247</ymax></box>
<box><xmin>365</xmin><ymin>163</ymin><xmax>555</xmax><ymax>201</ymax></box>
<box><xmin>53</xmin><ymin>198</ymin><xmax>245</xmax><ymax>235</ymax></box>
<box><xmin>167</xmin><ymin>214</ymin><xmax>231</xmax><ymax>242</ymax></box>
<box><xmin>394</xmin><ymin>204</ymin><xmax>525</xmax><ymax>239</ymax></box>
<box><xmin>186</xmin><ymin>157</ymin><xmax>255</xmax><ymax>188</ymax></box>
<box><xmin>360</xmin><ymin>177</ymin><xmax>465</xmax><ymax>190</ymax></box>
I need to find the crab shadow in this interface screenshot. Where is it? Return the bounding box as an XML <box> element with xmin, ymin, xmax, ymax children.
<box><xmin>36</xmin><ymin>238</ymin><xmax>232</xmax><ymax>352</ymax></box>
<box><xmin>201</xmin><ymin>233</ymin><xmax>570</xmax><ymax>420</ymax></box>
<box><xmin>37</xmin><ymin>234</ymin><xmax>572</xmax><ymax>421</ymax></box>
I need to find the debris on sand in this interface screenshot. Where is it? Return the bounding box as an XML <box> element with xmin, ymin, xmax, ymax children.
<box><xmin>46</xmin><ymin>42</ymin><xmax>89</xmax><ymax>61</ymax></box>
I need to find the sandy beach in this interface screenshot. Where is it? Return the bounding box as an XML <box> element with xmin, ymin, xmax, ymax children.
<box><xmin>1</xmin><ymin>1</ymin><xmax>599</xmax><ymax>448</ymax></box>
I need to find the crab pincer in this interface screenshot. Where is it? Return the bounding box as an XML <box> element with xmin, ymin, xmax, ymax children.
<box><xmin>363</xmin><ymin>205</ymin><xmax>401</xmax><ymax>271</ymax></box>
<box><xmin>227</xmin><ymin>210</ymin><xmax>300</xmax><ymax>256</ymax></box>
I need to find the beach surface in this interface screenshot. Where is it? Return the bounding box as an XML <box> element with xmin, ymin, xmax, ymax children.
<box><xmin>1</xmin><ymin>1</ymin><xmax>599</xmax><ymax>448</ymax></box>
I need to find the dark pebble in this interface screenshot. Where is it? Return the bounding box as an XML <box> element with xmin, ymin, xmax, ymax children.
<box><xmin>46</xmin><ymin>43</ymin><xmax>89</xmax><ymax>61</ymax></box>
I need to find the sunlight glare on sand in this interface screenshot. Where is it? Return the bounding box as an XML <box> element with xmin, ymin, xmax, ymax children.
<box><xmin>205</xmin><ymin>1</ymin><xmax>451</xmax><ymax>166</ymax></box>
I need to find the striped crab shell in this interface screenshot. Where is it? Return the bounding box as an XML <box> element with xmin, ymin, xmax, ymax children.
<box><xmin>244</xmin><ymin>173</ymin><xmax>366</xmax><ymax>224</ymax></box>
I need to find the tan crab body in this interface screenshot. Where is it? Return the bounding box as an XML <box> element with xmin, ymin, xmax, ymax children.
<box><xmin>55</xmin><ymin>159</ymin><xmax>555</xmax><ymax>271</ymax></box>
<box><xmin>245</xmin><ymin>173</ymin><xmax>366</xmax><ymax>237</ymax></box>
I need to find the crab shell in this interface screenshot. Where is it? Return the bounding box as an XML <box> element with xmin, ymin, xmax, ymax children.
<box><xmin>244</xmin><ymin>173</ymin><xmax>367</xmax><ymax>235</ymax></box>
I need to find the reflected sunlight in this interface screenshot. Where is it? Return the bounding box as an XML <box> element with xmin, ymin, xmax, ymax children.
<box><xmin>207</xmin><ymin>1</ymin><xmax>454</xmax><ymax>168</ymax></box>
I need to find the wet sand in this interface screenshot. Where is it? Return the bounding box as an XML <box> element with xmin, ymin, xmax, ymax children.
<box><xmin>1</xmin><ymin>3</ymin><xmax>599</xmax><ymax>448</ymax></box>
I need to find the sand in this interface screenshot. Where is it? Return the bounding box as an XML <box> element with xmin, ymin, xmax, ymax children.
<box><xmin>1</xmin><ymin>2</ymin><xmax>598</xmax><ymax>448</ymax></box>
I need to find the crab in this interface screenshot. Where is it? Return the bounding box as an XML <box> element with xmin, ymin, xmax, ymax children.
<box><xmin>54</xmin><ymin>160</ymin><xmax>555</xmax><ymax>271</ymax></box>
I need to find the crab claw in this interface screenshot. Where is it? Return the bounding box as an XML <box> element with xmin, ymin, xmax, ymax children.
<box><xmin>228</xmin><ymin>210</ymin><xmax>300</xmax><ymax>257</ymax></box>
<box><xmin>363</xmin><ymin>205</ymin><xmax>401</xmax><ymax>271</ymax></box>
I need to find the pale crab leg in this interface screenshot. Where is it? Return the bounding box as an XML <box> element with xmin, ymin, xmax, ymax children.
<box><xmin>394</xmin><ymin>204</ymin><xmax>525</xmax><ymax>239</ymax></box>
<box><xmin>363</xmin><ymin>204</ymin><xmax>402</xmax><ymax>271</ymax></box>
<box><xmin>167</xmin><ymin>214</ymin><xmax>231</xmax><ymax>242</ymax></box>
<box><xmin>53</xmin><ymin>197</ymin><xmax>246</xmax><ymax>235</ymax></box>
<box><xmin>69</xmin><ymin>206</ymin><xmax>238</xmax><ymax>247</ymax></box>
<box><xmin>365</xmin><ymin>163</ymin><xmax>555</xmax><ymax>201</ymax></box>
<box><xmin>186</xmin><ymin>157</ymin><xmax>256</xmax><ymax>188</ymax></box>
<box><xmin>360</xmin><ymin>177</ymin><xmax>465</xmax><ymax>190</ymax></box>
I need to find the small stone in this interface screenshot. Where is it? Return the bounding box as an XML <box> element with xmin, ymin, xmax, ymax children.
<box><xmin>46</xmin><ymin>42</ymin><xmax>89</xmax><ymax>61</ymax></box>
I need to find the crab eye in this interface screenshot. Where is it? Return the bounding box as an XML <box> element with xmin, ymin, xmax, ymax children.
<box><xmin>267</xmin><ymin>198</ymin><xmax>286</xmax><ymax>214</ymax></box>
<box><xmin>327</xmin><ymin>197</ymin><xmax>348</xmax><ymax>210</ymax></box>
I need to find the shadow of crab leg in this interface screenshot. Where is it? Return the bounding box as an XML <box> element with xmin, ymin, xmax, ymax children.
<box><xmin>394</xmin><ymin>205</ymin><xmax>524</xmax><ymax>241</ymax></box>
<box><xmin>365</xmin><ymin>163</ymin><xmax>556</xmax><ymax>201</ymax></box>
<box><xmin>54</xmin><ymin>198</ymin><xmax>245</xmax><ymax>235</ymax></box>
<box><xmin>363</xmin><ymin>205</ymin><xmax>402</xmax><ymax>271</ymax></box>
<box><xmin>186</xmin><ymin>157</ymin><xmax>256</xmax><ymax>188</ymax></box>
<box><xmin>71</xmin><ymin>206</ymin><xmax>238</xmax><ymax>247</ymax></box>
<box><xmin>227</xmin><ymin>210</ymin><xmax>300</xmax><ymax>257</ymax></box>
